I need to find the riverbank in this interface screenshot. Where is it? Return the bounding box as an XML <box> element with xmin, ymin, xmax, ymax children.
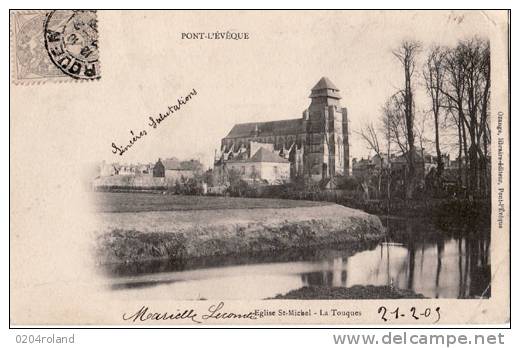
<box><xmin>270</xmin><ymin>285</ymin><xmax>426</xmax><ymax>299</ymax></box>
<box><xmin>95</xmin><ymin>193</ymin><xmax>385</xmax><ymax>265</ymax></box>
<box><xmin>216</xmin><ymin>183</ymin><xmax>491</xmax><ymax>222</ymax></box>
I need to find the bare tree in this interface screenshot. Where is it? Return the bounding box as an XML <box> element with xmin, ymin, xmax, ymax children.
<box><xmin>442</xmin><ymin>43</ymin><xmax>468</xmax><ymax>190</ymax></box>
<box><xmin>478</xmin><ymin>41</ymin><xmax>491</xmax><ymax>195</ymax></box>
<box><xmin>382</xmin><ymin>92</ymin><xmax>409</xmax><ymax>156</ymax></box>
<box><xmin>355</xmin><ymin>122</ymin><xmax>383</xmax><ymax>196</ymax></box>
<box><xmin>414</xmin><ymin>109</ymin><xmax>430</xmax><ymax>177</ymax></box>
<box><xmin>440</xmin><ymin>37</ymin><xmax>491</xmax><ymax>197</ymax></box>
<box><xmin>393</xmin><ymin>40</ymin><xmax>422</xmax><ymax>199</ymax></box>
<box><xmin>381</xmin><ymin>103</ymin><xmax>393</xmax><ymax>210</ymax></box>
<box><xmin>424</xmin><ymin>45</ymin><xmax>448</xmax><ymax>179</ymax></box>
<box><xmin>356</xmin><ymin>122</ymin><xmax>381</xmax><ymax>157</ymax></box>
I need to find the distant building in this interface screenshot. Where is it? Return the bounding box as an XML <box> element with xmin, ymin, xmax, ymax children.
<box><xmin>99</xmin><ymin>161</ymin><xmax>118</xmax><ymax>177</ymax></box>
<box><xmin>391</xmin><ymin>149</ymin><xmax>450</xmax><ymax>178</ymax></box>
<box><xmin>215</xmin><ymin>144</ymin><xmax>290</xmax><ymax>184</ymax></box>
<box><xmin>391</xmin><ymin>150</ymin><xmax>429</xmax><ymax>178</ymax></box>
<box><xmin>352</xmin><ymin>153</ymin><xmax>393</xmax><ymax>178</ymax></box>
<box><xmin>351</xmin><ymin>150</ymin><xmax>451</xmax><ymax>181</ymax></box>
<box><xmin>440</xmin><ymin>153</ymin><xmax>451</xmax><ymax>169</ymax></box>
<box><xmin>116</xmin><ymin>163</ymin><xmax>151</xmax><ymax>176</ymax></box>
<box><xmin>371</xmin><ymin>154</ymin><xmax>390</xmax><ymax>170</ymax></box>
<box><xmin>153</xmin><ymin>157</ymin><xmax>199</xmax><ymax>181</ymax></box>
<box><xmin>352</xmin><ymin>157</ymin><xmax>375</xmax><ymax>177</ymax></box>
<box><xmin>152</xmin><ymin>159</ymin><xmax>165</xmax><ymax>177</ymax></box>
<box><xmin>117</xmin><ymin>165</ymin><xmax>133</xmax><ymax>176</ymax></box>
<box><xmin>136</xmin><ymin>164</ymin><xmax>152</xmax><ymax>174</ymax></box>
<box><xmin>450</xmin><ymin>156</ymin><xmax>468</xmax><ymax>170</ymax></box>
<box><xmin>216</xmin><ymin>77</ymin><xmax>350</xmax><ymax>182</ymax></box>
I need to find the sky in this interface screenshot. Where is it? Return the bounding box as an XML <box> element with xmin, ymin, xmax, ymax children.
<box><xmin>21</xmin><ymin>10</ymin><xmax>502</xmax><ymax>170</ymax></box>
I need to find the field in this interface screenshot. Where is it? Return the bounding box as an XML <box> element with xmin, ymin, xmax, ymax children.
<box><xmin>93</xmin><ymin>192</ymin><xmax>331</xmax><ymax>213</ymax></box>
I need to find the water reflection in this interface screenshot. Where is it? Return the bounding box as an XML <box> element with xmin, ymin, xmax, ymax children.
<box><xmin>104</xmin><ymin>219</ymin><xmax>490</xmax><ymax>300</ymax></box>
<box><xmin>295</xmin><ymin>237</ymin><xmax>489</xmax><ymax>299</ymax></box>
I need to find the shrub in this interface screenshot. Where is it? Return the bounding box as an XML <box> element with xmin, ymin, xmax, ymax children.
<box><xmin>335</xmin><ymin>175</ymin><xmax>361</xmax><ymax>191</ymax></box>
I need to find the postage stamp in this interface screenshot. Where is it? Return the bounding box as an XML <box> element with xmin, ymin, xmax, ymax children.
<box><xmin>10</xmin><ymin>10</ymin><xmax>100</xmax><ymax>84</ymax></box>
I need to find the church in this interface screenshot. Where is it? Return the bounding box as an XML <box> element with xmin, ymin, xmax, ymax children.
<box><xmin>214</xmin><ymin>77</ymin><xmax>350</xmax><ymax>184</ymax></box>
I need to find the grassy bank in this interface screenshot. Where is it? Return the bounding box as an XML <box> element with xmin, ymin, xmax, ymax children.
<box><xmin>103</xmin><ymin>241</ymin><xmax>381</xmax><ymax>277</ymax></box>
<box><xmin>270</xmin><ymin>285</ymin><xmax>426</xmax><ymax>299</ymax></box>
<box><xmin>94</xmin><ymin>193</ymin><xmax>385</xmax><ymax>265</ymax></box>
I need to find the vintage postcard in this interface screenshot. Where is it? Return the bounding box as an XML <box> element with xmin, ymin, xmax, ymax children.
<box><xmin>9</xmin><ymin>10</ymin><xmax>510</xmax><ymax>325</ymax></box>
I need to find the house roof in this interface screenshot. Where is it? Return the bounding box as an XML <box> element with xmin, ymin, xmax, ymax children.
<box><xmin>157</xmin><ymin>157</ymin><xmax>202</xmax><ymax>171</ymax></box>
<box><xmin>162</xmin><ymin>158</ymin><xmax>181</xmax><ymax>170</ymax></box>
<box><xmin>353</xmin><ymin>158</ymin><xmax>373</xmax><ymax>169</ymax></box>
<box><xmin>225</xmin><ymin>118</ymin><xmax>303</xmax><ymax>138</ymax></box>
<box><xmin>179</xmin><ymin>159</ymin><xmax>202</xmax><ymax>171</ymax></box>
<box><xmin>394</xmin><ymin>149</ymin><xmax>431</xmax><ymax>163</ymax></box>
<box><xmin>250</xmin><ymin>147</ymin><xmax>289</xmax><ymax>163</ymax></box>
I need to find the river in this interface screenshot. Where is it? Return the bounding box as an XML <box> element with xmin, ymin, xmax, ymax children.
<box><xmin>101</xmin><ymin>218</ymin><xmax>490</xmax><ymax>300</ymax></box>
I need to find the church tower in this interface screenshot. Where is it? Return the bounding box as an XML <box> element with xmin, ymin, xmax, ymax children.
<box><xmin>303</xmin><ymin>77</ymin><xmax>350</xmax><ymax>180</ymax></box>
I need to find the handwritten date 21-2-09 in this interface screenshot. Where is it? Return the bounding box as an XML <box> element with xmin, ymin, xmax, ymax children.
<box><xmin>378</xmin><ymin>306</ymin><xmax>441</xmax><ymax>323</ymax></box>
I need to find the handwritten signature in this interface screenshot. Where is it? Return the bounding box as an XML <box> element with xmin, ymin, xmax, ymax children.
<box><xmin>122</xmin><ymin>301</ymin><xmax>258</xmax><ymax>324</ymax></box>
<box><xmin>111</xmin><ymin>88</ymin><xmax>198</xmax><ymax>156</ymax></box>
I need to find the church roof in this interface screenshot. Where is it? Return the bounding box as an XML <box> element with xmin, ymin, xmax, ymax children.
<box><xmin>311</xmin><ymin>77</ymin><xmax>339</xmax><ymax>91</ymax></box>
<box><xmin>250</xmin><ymin>147</ymin><xmax>289</xmax><ymax>163</ymax></box>
<box><xmin>225</xmin><ymin>118</ymin><xmax>303</xmax><ymax>138</ymax></box>
<box><xmin>309</xmin><ymin>77</ymin><xmax>342</xmax><ymax>99</ymax></box>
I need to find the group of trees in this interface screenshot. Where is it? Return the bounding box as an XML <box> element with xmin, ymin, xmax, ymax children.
<box><xmin>358</xmin><ymin>37</ymin><xmax>491</xmax><ymax>200</ymax></box>
<box><xmin>167</xmin><ymin>159</ymin><xmax>207</xmax><ymax>195</ymax></box>
<box><xmin>168</xmin><ymin>175</ymin><xmax>205</xmax><ymax>195</ymax></box>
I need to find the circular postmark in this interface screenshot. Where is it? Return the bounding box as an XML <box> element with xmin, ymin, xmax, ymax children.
<box><xmin>44</xmin><ymin>10</ymin><xmax>100</xmax><ymax>80</ymax></box>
